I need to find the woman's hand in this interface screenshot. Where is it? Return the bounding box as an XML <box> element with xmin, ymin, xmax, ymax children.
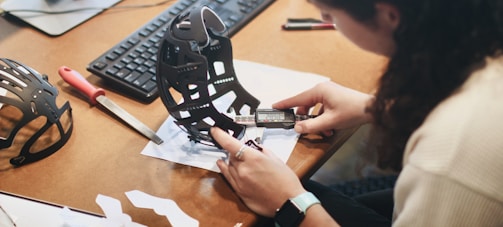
<box><xmin>273</xmin><ymin>81</ymin><xmax>374</xmax><ymax>135</ymax></box>
<box><xmin>213</xmin><ymin>127</ymin><xmax>306</xmax><ymax>217</ymax></box>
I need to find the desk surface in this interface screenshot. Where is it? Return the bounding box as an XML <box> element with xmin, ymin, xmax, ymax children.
<box><xmin>0</xmin><ymin>0</ymin><xmax>386</xmax><ymax>226</ymax></box>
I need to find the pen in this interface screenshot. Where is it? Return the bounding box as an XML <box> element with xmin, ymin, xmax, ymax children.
<box><xmin>281</xmin><ymin>22</ymin><xmax>335</xmax><ymax>31</ymax></box>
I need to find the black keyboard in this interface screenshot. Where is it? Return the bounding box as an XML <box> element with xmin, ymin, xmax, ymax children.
<box><xmin>87</xmin><ymin>0</ymin><xmax>275</xmax><ymax>103</ymax></box>
<box><xmin>329</xmin><ymin>175</ymin><xmax>398</xmax><ymax>197</ymax></box>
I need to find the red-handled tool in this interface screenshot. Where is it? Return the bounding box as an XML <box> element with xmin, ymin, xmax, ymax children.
<box><xmin>58</xmin><ymin>66</ymin><xmax>163</xmax><ymax>145</ymax></box>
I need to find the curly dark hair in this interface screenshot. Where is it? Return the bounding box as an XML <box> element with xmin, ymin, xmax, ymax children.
<box><xmin>314</xmin><ymin>0</ymin><xmax>503</xmax><ymax>171</ymax></box>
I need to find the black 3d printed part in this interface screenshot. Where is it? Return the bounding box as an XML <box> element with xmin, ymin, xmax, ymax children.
<box><xmin>0</xmin><ymin>58</ymin><xmax>73</xmax><ymax>167</ymax></box>
<box><xmin>156</xmin><ymin>6</ymin><xmax>260</xmax><ymax>146</ymax></box>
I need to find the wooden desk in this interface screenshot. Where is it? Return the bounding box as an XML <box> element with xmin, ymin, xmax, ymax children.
<box><xmin>0</xmin><ymin>0</ymin><xmax>386</xmax><ymax>226</ymax></box>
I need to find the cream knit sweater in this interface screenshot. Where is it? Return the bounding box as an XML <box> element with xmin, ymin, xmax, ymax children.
<box><xmin>393</xmin><ymin>56</ymin><xmax>503</xmax><ymax>226</ymax></box>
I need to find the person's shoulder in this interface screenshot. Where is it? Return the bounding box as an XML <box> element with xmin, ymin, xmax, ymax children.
<box><xmin>427</xmin><ymin>56</ymin><xmax>503</xmax><ymax>134</ymax></box>
<box><xmin>403</xmin><ymin>56</ymin><xmax>503</xmax><ymax>201</ymax></box>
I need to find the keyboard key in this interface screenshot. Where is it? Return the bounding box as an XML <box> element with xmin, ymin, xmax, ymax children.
<box><xmin>229</xmin><ymin>14</ymin><xmax>243</xmax><ymax>22</ymax></box>
<box><xmin>135</xmin><ymin>46</ymin><xmax>147</xmax><ymax>53</ymax></box>
<box><xmin>113</xmin><ymin>63</ymin><xmax>125</xmax><ymax>69</ymax></box>
<box><xmin>93</xmin><ymin>61</ymin><xmax>107</xmax><ymax>70</ymax></box>
<box><xmin>146</xmin><ymin>24</ymin><xmax>158</xmax><ymax>32</ymax></box>
<box><xmin>133</xmin><ymin>58</ymin><xmax>146</xmax><ymax>65</ymax></box>
<box><xmin>106</xmin><ymin>53</ymin><xmax>119</xmax><ymax>61</ymax></box>
<box><xmin>133</xmin><ymin>73</ymin><xmax>153</xmax><ymax>87</ymax></box>
<box><xmin>120</xmin><ymin>42</ymin><xmax>134</xmax><ymax>50</ymax></box>
<box><xmin>115</xmin><ymin>68</ymin><xmax>131</xmax><ymax>79</ymax></box>
<box><xmin>136</xmin><ymin>65</ymin><xmax>149</xmax><ymax>74</ymax></box>
<box><xmin>169</xmin><ymin>8</ymin><xmax>182</xmax><ymax>15</ymax></box>
<box><xmin>127</xmin><ymin>37</ymin><xmax>140</xmax><ymax>45</ymax></box>
<box><xmin>144</xmin><ymin>60</ymin><xmax>155</xmax><ymax>68</ymax></box>
<box><xmin>152</xmin><ymin>20</ymin><xmax>164</xmax><ymax>27</ymax></box>
<box><xmin>113</xmin><ymin>47</ymin><xmax>126</xmax><ymax>56</ymax></box>
<box><xmin>180</xmin><ymin>0</ymin><xmax>192</xmax><ymax>7</ymax></box>
<box><xmin>128</xmin><ymin>52</ymin><xmax>140</xmax><ymax>59</ymax></box>
<box><xmin>124</xmin><ymin>71</ymin><xmax>140</xmax><ymax>82</ymax></box>
<box><xmin>105</xmin><ymin>67</ymin><xmax>119</xmax><ymax>76</ymax></box>
<box><xmin>140</xmin><ymin>52</ymin><xmax>152</xmax><ymax>60</ymax></box>
<box><xmin>120</xmin><ymin>57</ymin><xmax>133</xmax><ymax>64</ymax></box>
<box><xmin>126</xmin><ymin>63</ymin><xmax>139</xmax><ymax>71</ymax></box>
<box><xmin>148</xmin><ymin>67</ymin><xmax>156</xmax><ymax>75</ymax></box>
<box><xmin>141</xmin><ymin>80</ymin><xmax>157</xmax><ymax>92</ymax></box>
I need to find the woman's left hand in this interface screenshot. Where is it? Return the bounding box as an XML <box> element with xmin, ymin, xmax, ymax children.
<box><xmin>212</xmin><ymin>127</ymin><xmax>306</xmax><ymax>217</ymax></box>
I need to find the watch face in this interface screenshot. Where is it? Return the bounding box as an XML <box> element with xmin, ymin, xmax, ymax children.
<box><xmin>275</xmin><ymin>200</ymin><xmax>305</xmax><ymax>227</ymax></box>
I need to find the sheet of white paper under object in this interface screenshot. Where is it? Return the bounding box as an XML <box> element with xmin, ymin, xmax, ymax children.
<box><xmin>125</xmin><ymin>190</ymin><xmax>199</xmax><ymax>227</ymax></box>
<box><xmin>59</xmin><ymin>206</ymin><xmax>96</xmax><ymax>227</ymax></box>
<box><xmin>140</xmin><ymin>60</ymin><xmax>330</xmax><ymax>172</ymax></box>
<box><xmin>95</xmin><ymin>194</ymin><xmax>146</xmax><ymax>227</ymax></box>
<box><xmin>0</xmin><ymin>191</ymin><xmax>105</xmax><ymax>227</ymax></box>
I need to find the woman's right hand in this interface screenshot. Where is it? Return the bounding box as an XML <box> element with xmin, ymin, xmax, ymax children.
<box><xmin>272</xmin><ymin>81</ymin><xmax>374</xmax><ymax>135</ymax></box>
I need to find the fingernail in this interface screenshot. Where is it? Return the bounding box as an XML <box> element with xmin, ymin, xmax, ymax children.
<box><xmin>294</xmin><ymin>124</ymin><xmax>303</xmax><ymax>133</ymax></box>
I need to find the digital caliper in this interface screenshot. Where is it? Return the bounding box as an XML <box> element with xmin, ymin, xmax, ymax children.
<box><xmin>234</xmin><ymin>109</ymin><xmax>316</xmax><ymax>129</ymax></box>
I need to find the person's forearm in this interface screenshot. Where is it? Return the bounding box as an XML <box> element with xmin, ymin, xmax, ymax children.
<box><xmin>300</xmin><ymin>204</ymin><xmax>340</xmax><ymax>227</ymax></box>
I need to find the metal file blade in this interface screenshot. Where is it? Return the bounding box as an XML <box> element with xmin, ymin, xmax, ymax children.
<box><xmin>95</xmin><ymin>95</ymin><xmax>163</xmax><ymax>145</ymax></box>
<box><xmin>58</xmin><ymin>66</ymin><xmax>163</xmax><ymax>145</ymax></box>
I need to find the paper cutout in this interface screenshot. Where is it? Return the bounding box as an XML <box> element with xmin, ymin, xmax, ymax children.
<box><xmin>95</xmin><ymin>194</ymin><xmax>146</xmax><ymax>227</ymax></box>
<box><xmin>125</xmin><ymin>190</ymin><xmax>199</xmax><ymax>227</ymax></box>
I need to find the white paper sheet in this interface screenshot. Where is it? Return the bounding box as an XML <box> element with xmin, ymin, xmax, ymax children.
<box><xmin>0</xmin><ymin>191</ymin><xmax>106</xmax><ymax>227</ymax></box>
<box><xmin>141</xmin><ymin>60</ymin><xmax>330</xmax><ymax>172</ymax></box>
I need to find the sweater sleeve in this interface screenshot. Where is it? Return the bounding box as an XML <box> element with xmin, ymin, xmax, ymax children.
<box><xmin>393</xmin><ymin>165</ymin><xmax>503</xmax><ymax>227</ymax></box>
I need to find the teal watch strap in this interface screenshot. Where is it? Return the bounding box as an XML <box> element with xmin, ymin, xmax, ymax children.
<box><xmin>274</xmin><ymin>192</ymin><xmax>321</xmax><ymax>227</ymax></box>
<box><xmin>291</xmin><ymin>191</ymin><xmax>321</xmax><ymax>213</ymax></box>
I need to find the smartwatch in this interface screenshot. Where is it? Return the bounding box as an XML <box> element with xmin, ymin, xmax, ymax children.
<box><xmin>274</xmin><ymin>192</ymin><xmax>321</xmax><ymax>227</ymax></box>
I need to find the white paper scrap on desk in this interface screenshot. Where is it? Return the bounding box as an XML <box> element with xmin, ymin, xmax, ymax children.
<box><xmin>125</xmin><ymin>190</ymin><xmax>199</xmax><ymax>227</ymax></box>
<box><xmin>141</xmin><ymin>60</ymin><xmax>330</xmax><ymax>172</ymax></box>
<box><xmin>95</xmin><ymin>194</ymin><xmax>146</xmax><ymax>227</ymax></box>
